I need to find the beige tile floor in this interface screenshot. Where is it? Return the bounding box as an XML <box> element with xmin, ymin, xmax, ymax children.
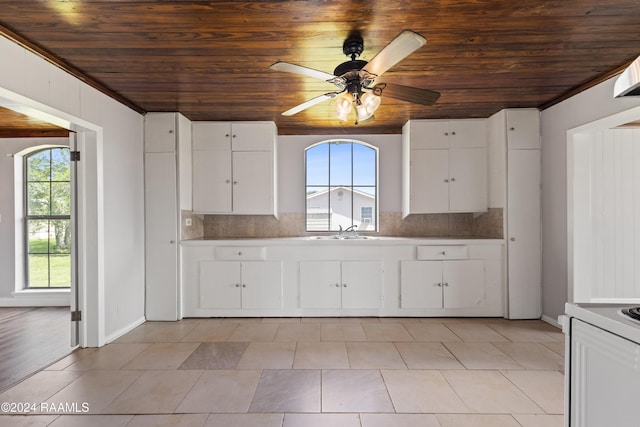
<box><xmin>0</xmin><ymin>317</ymin><xmax>565</xmax><ymax>427</ymax></box>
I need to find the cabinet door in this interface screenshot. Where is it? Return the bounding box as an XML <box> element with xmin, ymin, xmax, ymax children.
<box><xmin>192</xmin><ymin>149</ymin><xmax>232</xmax><ymax>213</ymax></box>
<box><xmin>144</xmin><ymin>113</ymin><xmax>176</xmax><ymax>153</ymax></box>
<box><xmin>410</xmin><ymin>149</ymin><xmax>449</xmax><ymax>213</ymax></box>
<box><xmin>408</xmin><ymin>120</ymin><xmax>450</xmax><ymax>149</ymax></box>
<box><xmin>506</xmin><ymin>110</ymin><xmax>540</xmax><ymax>149</ymax></box>
<box><xmin>232</xmin><ymin>151</ymin><xmax>273</xmax><ymax>214</ymax></box>
<box><xmin>300</xmin><ymin>261</ymin><xmax>342</xmax><ymax>309</ymax></box>
<box><xmin>144</xmin><ymin>152</ymin><xmax>178</xmax><ymax>320</ymax></box>
<box><xmin>507</xmin><ymin>149</ymin><xmax>541</xmax><ymax>318</ymax></box>
<box><xmin>443</xmin><ymin>260</ymin><xmax>485</xmax><ymax>308</ymax></box>
<box><xmin>231</xmin><ymin>122</ymin><xmax>274</xmax><ymax>151</ymax></box>
<box><xmin>199</xmin><ymin>261</ymin><xmax>241</xmax><ymax>309</ymax></box>
<box><xmin>341</xmin><ymin>261</ymin><xmax>382</xmax><ymax>309</ymax></box>
<box><xmin>241</xmin><ymin>262</ymin><xmax>282</xmax><ymax>309</ymax></box>
<box><xmin>449</xmin><ymin>119</ymin><xmax>486</xmax><ymax>148</ymax></box>
<box><xmin>449</xmin><ymin>148</ymin><xmax>487</xmax><ymax>212</ymax></box>
<box><xmin>400</xmin><ymin>261</ymin><xmax>443</xmax><ymax>309</ymax></box>
<box><xmin>192</xmin><ymin>122</ymin><xmax>232</xmax><ymax>151</ymax></box>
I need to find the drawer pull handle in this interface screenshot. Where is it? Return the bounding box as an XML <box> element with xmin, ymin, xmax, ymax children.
<box><xmin>238</xmin><ymin>251</ymin><xmax>243</xmax><ymax>256</ymax></box>
<box><xmin>242</xmin><ymin>284</ymin><xmax>246</xmax><ymax>288</ymax></box>
<box><xmin>443</xmin><ymin>282</ymin><xmax>449</xmax><ymax>287</ymax></box>
<box><xmin>235</xmin><ymin>283</ymin><xmax>240</xmax><ymax>288</ymax></box>
<box><xmin>434</xmin><ymin>283</ymin><xmax>442</xmax><ymax>287</ymax></box>
<box><xmin>343</xmin><ymin>284</ymin><xmax>348</xmax><ymax>287</ymax></box>
<box><xmin>441</xmin><ymin>251</ymin><xmax>446</xmax><ymax>255</ymax></box>
<box><xmin>335</xmin><ymin>283</ymin><xmax>340</xmax><ymax>287</ymax></box>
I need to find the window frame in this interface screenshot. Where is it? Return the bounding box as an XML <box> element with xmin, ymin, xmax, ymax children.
<box><xmin>304</xmin><ymin>139</ymin><xmax>379</xmax><ymax>232</ymax></box>
<box><xmin>23</xmin><ymin>147</ymin><xmax>72</xmax><ymax>289</ymax></box>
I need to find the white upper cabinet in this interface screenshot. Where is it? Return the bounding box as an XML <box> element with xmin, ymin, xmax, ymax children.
<box><xmin>406</xmin><ymin>119</ymin><xmax>486</xmax><ymax>149</ymax></box>
<box><xmin>403</xmin><ymin>119</ymin><xmax>488</xmax><ymax>216</ymax></box>
<box><xmin>144</xmin><ymin>112</ymin><xmax>177</xmax><ymax>153</ymax></box>
<box><xmin>506</xmin><ymin>109</ymin><xmax>540</xmax><ymax>149</ymax></box>
<box><xmin>192</xmin><ymin>121</ymin><xmax>278</xmax><ymax>216</ymax></box>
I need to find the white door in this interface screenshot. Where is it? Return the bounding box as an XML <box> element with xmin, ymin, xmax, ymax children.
<box><xmin>443</xmin><ymin>260</ymin><xmax>485</xmax><ymax>309</ymax></box>
<box><xmin>144</xmin><ymin>151</ymin><xmax>178</xmax><ymax>320</ymax></box>
<box><xmin>400</xmin><ymin>261</ymin><xmax>443</xmax><ymax>309</ymax></box>
<box><xmin>192</xmin><ymin>149</ymin><xmax>232</xmax><ymax>213</ymax></box>
<box><xmin>199</xmin><ymin>261</ymin><xmax>241</xmax><ymax>309</ymax></box>
<box><xmin>507</xmin><ymin>149</ymin><xmax>541</xmax><ymax>318</ymax></box>
<box><xmin>241</xmin><ymin>262</ymin><xmax>282</xmax><ymax>309</ymax></box>
<box><xmin>232</xmin><ymin>151</ymin><xmax>272</xmax><ymax>214</ymax></box>
<box><xmin>410</xmin><ymin>149</ymin><xmax>449</xmax><ymax>213</ymax></box>
<box><xmin>341</xmin><ymin>261</ymin><xmax>382</xmax><ymax>309</ymax></box>
<box><xmin>300</xmin><ymin>261</ymin><xmax>342</xmax><ymax>309</ymax></box>
<box><xmin>449</xmin><ymin>148</ymin><xmax>487</xmax><ymax>212</ymax></box>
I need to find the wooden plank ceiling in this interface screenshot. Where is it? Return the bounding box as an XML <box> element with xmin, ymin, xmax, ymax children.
<box><xmin>0</xmin><ymin>107</ymin><xmax>69</xmax><ymax>138</ymax></box>
<box><xmin>1</xmin><ymin>0</ymin><xmax>640</xmax><ymax>135</ymax></box>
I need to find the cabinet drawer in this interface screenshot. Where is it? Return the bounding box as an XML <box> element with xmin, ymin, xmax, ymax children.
<box><xmin>417</xmin><ymin>245</ymin><xmax>468</xmax><ymax>260</ymax></box>
<box><xmin>215</xmin><ymin>246</ymin><xmax>266</xmax><ymax>260</ymax></box>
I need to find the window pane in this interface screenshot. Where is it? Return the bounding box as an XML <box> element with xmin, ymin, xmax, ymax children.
<box><xmin>51</xmin><ymin>148</ymin><xmax>70</xmax><ymax>181</ymax></box>
<box><xmin>50</xmin><ymin>254</ymin><xmax>71</xmax><ymax>287</ymax></box>
<box><xmin>50</xmin><ymin>219</ymin><xmax>71</xmax><ymax>253</ymax></box>
<box><xmin>27</xmin><ymin>182</ymin><xmax>51</xmax><ymax>215</ymax></box>
<box><xmin>329</xmin><ymin>186</ymin><xmax>352</xmax><ymax>231</ymax></box>
<box><xmin>28</xmin><ymin>219</ymin><xmax>49</xmax><ymax>253</ymax></box>
<box><xmin>306</xmin><ymin>186</ymin><xmax>329</xmax><ymax>231</ymax></box>
<box><xmin>28</xmin><ymin>254</ymin><xmax>49</xmax><ymax>287</ymax></box>
<box><xmin>51</xmin><ymin>182</ymin><xmax>71</xmax><ymax>215</ymax></box>
<box><xmin>353</xmin><ymin>143</ymin><xmax>376</xmax><ymax>186</ymax></box>
<box><xmin>329</xmin><ymin>142</ymin><xmax>352</xmax><ymax>186</ymax></box>
<box><xmin>306</xmin><ymin>144</ymin><xmax>329</xmax><ymax>186</ymax></box>
<box><xmin>27</xmin><ymin>150</ymin><xmax>51</xmax><ymax>182</ymax></box>
<box><xmin>354</xmin><ymin>186</ymin><xmax>376</xmax><ymax>231</ymax></box>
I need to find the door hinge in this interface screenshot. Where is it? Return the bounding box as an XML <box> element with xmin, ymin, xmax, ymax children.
<box><xmin>71</xmin><ymin>310</ymin><xmax>82</xmax><ymax>321</ymax></box>
<box><xmin>70</xmin><ymin>151</ymin><xmax>81</xmax><ymax>161</ymax></box>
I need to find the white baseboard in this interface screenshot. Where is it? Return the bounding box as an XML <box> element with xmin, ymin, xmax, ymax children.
<box><xmin>541</xmin><ymin>314</ymin><xmax>561</xmax><ymax>329</ymax></box>
<box><xmin>104</xmin><ymin>316</ymin><xmax>146</xmax><ymax>344</ymax></box>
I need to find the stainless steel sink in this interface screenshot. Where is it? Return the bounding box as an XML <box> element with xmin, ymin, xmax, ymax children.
<box><xmin>306</xmin><ymin>235</ymin><xmax>378</xmax><ymax>240</ymax></box>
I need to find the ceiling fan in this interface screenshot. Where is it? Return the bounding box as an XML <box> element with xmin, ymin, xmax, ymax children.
<box><xmin>269</xmin><ymin>30</ymin><xmax>440</xmax><ymax>124</ymax></box>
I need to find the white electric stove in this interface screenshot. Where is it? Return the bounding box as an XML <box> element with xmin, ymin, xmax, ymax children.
<box><xmin>563</xmin><ymin>303</ymin><xmax>640</xmax><ymax>427</ymax></box>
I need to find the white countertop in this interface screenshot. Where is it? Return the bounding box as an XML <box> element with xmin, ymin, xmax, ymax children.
<box><xmin>565</xmin><ymin>303</ymin><xmax>640</xmax><ymax>344</ymax></box>
<box><xmin>181</xmin><ymin>237</ymin><xmax>505</xmax><ymax>246</ymax></box>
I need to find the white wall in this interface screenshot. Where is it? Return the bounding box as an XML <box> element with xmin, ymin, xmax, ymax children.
<box><xmin>0</xmin><ymin>35</ymin><xmax>145</xmax><ymax>345</ymax></box>
<box><xmin>278</xmin><ymin>134</ymin><xmax>402</xmax><ymax>213</ymax></box>
<box><xmin>541</xmin><ymin>77</ymin><xmax>640</xmax><ymax>320</ymax></box>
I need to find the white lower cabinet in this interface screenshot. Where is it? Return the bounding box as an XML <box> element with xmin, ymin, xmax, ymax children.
<box><xmin>199</xmin><ymin>261</ymin><xmax>282</xmax><ymax>309</ymax></box>
<box><xmin>400</xmin><ymin>260</ymin><xmax>485</xmax><ymax>309</ymax></box>
<box><xmin>181</xmin><ymin>240</ymin><xmax>503</xmax><ymax>317</ymax></box>
<box><xmin>299</xmin><ymin>261</ymin><xmax>382</xmax><ymax>310</ymax></box>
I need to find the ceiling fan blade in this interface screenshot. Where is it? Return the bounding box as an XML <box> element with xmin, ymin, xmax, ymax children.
<box><xmin>364</xmin><ymin>30</ymin><xmax>426</xmax><ymax>78</ymax></box>
<box><xmin>270</xmin><ymin>61</ymin><xmax>336</xmax><ymax>82</ymax></box>
<box><xmin>376</xmin><ymin>82</ymin><xmax>440</xmax><ymax>105</ymax></box>
<box><xmin>282</xmin><ymin>92</ymin><xmax>340</xmax><ymax>116</ymax></box>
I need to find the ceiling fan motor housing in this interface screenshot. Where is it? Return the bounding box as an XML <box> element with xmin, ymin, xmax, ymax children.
<box><xmin>343</xmin><ymin>33</ymin><xmax>364</xmax><ymax>59</ymax></box>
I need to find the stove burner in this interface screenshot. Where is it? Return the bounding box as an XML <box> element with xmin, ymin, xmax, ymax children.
<box><xmin>621</xmin><ymin>307</ymin><xmax>640</xmax><ymax>322</ymax></box>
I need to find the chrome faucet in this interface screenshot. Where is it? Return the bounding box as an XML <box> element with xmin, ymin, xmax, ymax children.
<box><xmin>344</xmin><ymin>224</ymin><xmax>358</xmax><ymax>237</ymax></box>
<box><xmin>338</xmin><ymin>225</ymin><xmax>344</xmax><ymax>238</ymax></box>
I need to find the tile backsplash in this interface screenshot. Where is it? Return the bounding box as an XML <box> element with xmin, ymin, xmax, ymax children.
<box><xmin>194</xmin><ymin>208</ymin><xmax>503</xmax><ymax>239</ymax></box>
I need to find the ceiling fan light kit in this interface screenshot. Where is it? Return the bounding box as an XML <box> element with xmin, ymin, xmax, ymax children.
<box><xmin>270</xmin><ymin>30</ymin><xmax>441</xmax><ymax>125</ymax></box>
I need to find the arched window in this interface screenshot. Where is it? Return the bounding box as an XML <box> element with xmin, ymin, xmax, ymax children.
<box><xmin>24</xmin><ymin>147</ymin><xmax>71</xmax><ymax>288</ymax></box>
<box><xmin>305</xmin><ymin>139</ymin><xmax>378</xmax><ymax>232</ymax></box>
